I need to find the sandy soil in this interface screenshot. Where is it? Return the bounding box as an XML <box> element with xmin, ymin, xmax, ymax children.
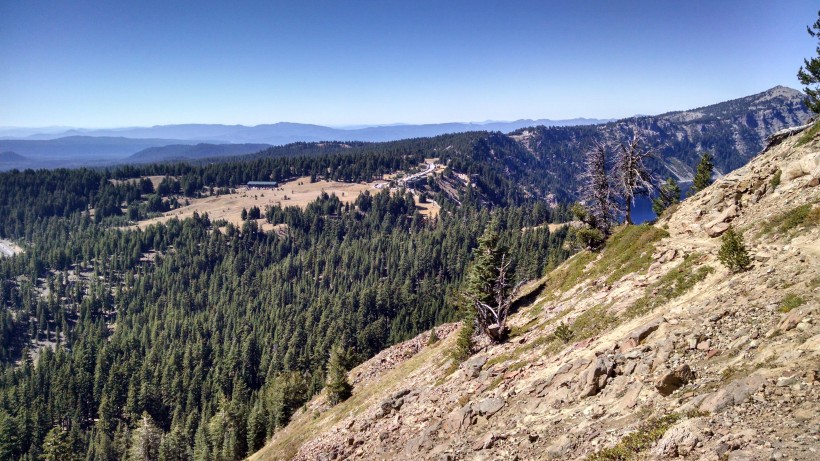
<box><xmin>131</xmin><ymin>161</ymin><xmax>444</xmax><ymax>229</ymax></box>
<box><xmin>110</xmin><ymin>175</ymin><xmax>170</xmax><ymax>190</ymax></box>
<box><xmin>0</xmin><ymin>239</ymin><xmax>22</xmax><ymax>257</ymax></box>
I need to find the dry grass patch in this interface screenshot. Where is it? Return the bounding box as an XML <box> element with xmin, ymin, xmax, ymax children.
<box><xmin>137</xmin><ymin>176</ymin><xmax>380</xmax><ymax>229</ymax></box>
<box><xmin>251</xmin><ymin>328</ymin><xmax>456</xmax><ymax>461</ymax></box>
<box><xmin>540</xmin><ymin>224</ymin><xmax>668</xmax><ymax>299</ymax></box>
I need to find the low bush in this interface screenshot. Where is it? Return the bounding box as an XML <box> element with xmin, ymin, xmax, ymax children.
<box><xmin>779</xmin><ymin>293</ymin><xmax>805</xmax><ymax>313</ymax></box>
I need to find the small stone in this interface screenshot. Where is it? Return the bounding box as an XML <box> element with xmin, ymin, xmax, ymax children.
<box><xmin>688</xmin><ymin>336</ymin><xmax>699</xmax><ymax>350</ymax></box>
<box><xmin>472</xmin><ymin>432</ymin><xmax>496</xmax><ymax>451</ymax></box>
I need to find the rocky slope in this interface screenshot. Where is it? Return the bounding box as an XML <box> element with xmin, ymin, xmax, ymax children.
<box><xmin>250</xmin><ymin>123</ymin><xmax>820</xmax><ymax>460</ymax></box>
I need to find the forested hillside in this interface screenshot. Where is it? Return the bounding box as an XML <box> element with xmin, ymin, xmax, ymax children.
<box><xmin>0</xmin><ymin>150</ymin><xmax>572</xmax><ymax>460</ymax></box>
<box><xmin>0</xmin><ymin>86</ymin><xmax>809</xmax><ymax>460</ymax></box>
<box><xmin>130</xmin><ymin>86</ymin><xmax>809</xmax><ymax>204</ymax></box>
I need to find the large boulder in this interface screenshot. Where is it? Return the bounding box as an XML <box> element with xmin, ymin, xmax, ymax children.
<box><xmin>474</xmin><ymin>397</ymin><xmax>505</xmax><ymax>417</ymax></box>
<box><xmin>461</xmin><ymin>355</ymin><xmax>488</xmax><ymax>378</ymax></box>
<box><xmin>699</xmin><ymin>372</ymin><xmax>765</xmax><ymax>413</ymax></box>
<box><xmin>579</xmin><ymin>355</ymin><xmax>615</xmax><ymax>397</ymax></box>
<box><xmin>706</xmin><ymin>222</ymin><xmax>730</xmax><ymax>238</ymax></box>
<box><xmin>655</xmin><ymin>364</ymin><xmax>696</xmax><ymax>396</ymax></box>
<box><xmin>443</xmin><ymin>404</ymin><xmax>473</xmax><ymax>433</ymax></box>
<box><xmin>652</xmin><ymin>417</ymin><xmax>709</xmax><ymax>458</ymax></box>
<box><xmin>628</xmin><ymin>317</ymin><xmax>665</xmax><ymax>343</ymax></box>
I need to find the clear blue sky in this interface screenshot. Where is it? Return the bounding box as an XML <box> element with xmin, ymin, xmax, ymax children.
<box><xmin>0</xmin><ymin>0</ymin><xmax>816</xmax><ymax>127</ymax></box>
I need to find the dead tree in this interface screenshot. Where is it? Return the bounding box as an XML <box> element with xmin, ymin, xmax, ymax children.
<box><xmin>580</xmin><ymin>139</ymin><xmax>619</xmax><ymax>236</ymax></box>
<box><xmin>615</xmin><ymin>127</ymin><xmax>656</xmax><ymax>224</ymax></box>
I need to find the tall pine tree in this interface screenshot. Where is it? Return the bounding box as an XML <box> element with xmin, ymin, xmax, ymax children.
<box><xmin>798</xmin><ymin>10</ymin><xmax>820</xmax><ymax>113</ymax></box>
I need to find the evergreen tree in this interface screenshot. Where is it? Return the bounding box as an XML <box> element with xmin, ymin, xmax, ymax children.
<box><xmin>427</xmin><ymin>327</ymin><xmax>439</xmax><ymax>346</ymax></box>
<box><xmin>718</xmin><ymin>228</ymin><xmax>751</xmax><ymax>273</ymax></box>
<box><xmin>158</xmin><ymin>426</ymin><xmax>192</xmax><ymax>461</ymax></box>
<box><xmin>41</xmin><ymin>426</ymin><xmax>76</xmax><ymax>461</ymax></box>
<box><xmin>0</xmin><ymin>411</ymin><xmax>20</xmax><ymax>460</ymax></box>
<box><xmin>465</xmin><ymin>227</ymin><xmax>502</xmax><ymax>307</ymax></box>
<box><xmin>652</xmin><ymin>178</ymin><xmax>681</xmax><ymax>217</ymax></box>
<box><xmin>325</xmin><ymin>345</ymin><xmax>352</xmax><ymax>405</ymax></box>
<box><xmin>690</xmin><ymin>152</ymin><xmax>714</xmax><ymax>196</ymax></box>
<box><xmin>798</xmin><ymin>10</ymin><xmax>820</xmax><ymax>113</ymax></box>
<box><xmin>463</xmin><ymin>226</ymin><xmax>524</xmax><ymax>342</ymax></box>
<box><xmin>451</xmin><ymin>309</ymin><xmax>475</xmax><ymax>363</ymax></box>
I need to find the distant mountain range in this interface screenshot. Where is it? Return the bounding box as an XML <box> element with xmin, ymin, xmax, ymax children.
<box><xmin>0</xmin><ymin>118</ymin><xmax>612</xmax><ymax>143</ymax></box>
<box><xmin>0</xmin><ymin>87</ymin><xmax>810</xmax><ymax>171</ymax></box>
<box><xmin>0</xmin><ymin>118</ymin><xmax>613</xmax><ymax>170</ymax></box>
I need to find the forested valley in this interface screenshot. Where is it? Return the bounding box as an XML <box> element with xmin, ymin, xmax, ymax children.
<box><xmin>0</xmin><ymin>140</ymin><xmax>574</xmax><ymax>460</ymax></box>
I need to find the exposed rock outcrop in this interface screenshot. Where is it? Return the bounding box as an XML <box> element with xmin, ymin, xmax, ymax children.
<box><xmin>251</xmin><ymin>122</ymin><xmax>820</xmax><ymax>461</ymax></box>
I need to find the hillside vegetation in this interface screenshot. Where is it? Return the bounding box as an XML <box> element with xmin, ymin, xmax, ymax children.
<box><xmin>0</xmin><ymin>89</ymin><xmax>811</xmax><ymax>461</ymax></box>
<box><xmin>251</xmin><ymin>124</ymin><xmax>820</xmax><ymax>460</ymax></box>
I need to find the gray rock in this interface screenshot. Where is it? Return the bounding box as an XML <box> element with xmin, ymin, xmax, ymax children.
<box><xmin>652</xmin><ymin>417</ymin><xmax>708</xmax><ymax>458</ymax></box>
<box><xmin>462</xmin><ymin>355</ymin><xmax>488</xmax><ymax>378</ymax></box>
<box><xmin>707</xmin><ymin>222</ymin><xmax>730</xmax><ymax>237</ymax></box>
<box><xmin>579</xmin><ymin>355</ymin><xmax>615</xmax><ymax>397</ymax></box>
<box><xmin>775</xmin><ymin>376</ymin><xmax>798</xmax><ymax>387</ymax></box>
<box><xmin>472</xmin><ymin>432</ymin><xmax>496</xmax><ymax>451</ymax></box>
<box><xmin>778</xmin><ymin>306</ymin><xmax>809</xmax><ymax>332</ymax></box>
<box><xmin>658</xmin><ymin>249</ymin><xmax>678</xmax><ymax>264</ymax></box>
<box><xmin>699</xmin><ymin>372</ymin><xmax>765</xmax><ymax>413</ymax></box>
<box><xmin>404</xmin><ymin>420</ymin><xmax>440</xmax><ymax>455</ymax></box>
<box><xmin>475</xmin><ymin>397</ymin><xmax>505</xmax><ymax>417</ymax></box>
<box><xmin>629</xmin><ymin>317</ymin><xmax>665</xmax><ymax>343</ymax></box>
<box><xmin>391</xmin><ymin>389</ymin><xmax>411</xmax><ymax>400</ymax></box>
<box><xmin>655</xmin><ymin>364</ymin><xmax>696</xmax><ymax>396</ymax></box>
<box><xmin>544</xmin><ymin>434</ymin><xmax>572</xmax><ymax>458</ymax></box>
<box><xmin>443</xmin><ymin>404</ymin><xmax>473</xmax><ymax>433</ymax></box>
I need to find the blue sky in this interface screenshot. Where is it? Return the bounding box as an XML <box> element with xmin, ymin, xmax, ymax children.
<box><xmin>0</xmin><ymin>0</ymin><xmax>816</xmax><ymax>127</ymax></box>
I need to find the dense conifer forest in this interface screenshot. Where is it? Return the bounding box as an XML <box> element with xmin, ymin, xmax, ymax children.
<box><xmin>0</xmin><ymin>141</ymin><xmax>574</xmax><ymax>460</ymax></box>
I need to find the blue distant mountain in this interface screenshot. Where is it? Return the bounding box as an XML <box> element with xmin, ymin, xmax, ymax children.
<box><xmin>0</xmin><ymin>119</ymin><xmax>613</xmax><ymax>169</ymax></box>
<box><xmin>1</xmin><ymin>118</ymin><xmax>613</xmax><ymax>144</ymax></box>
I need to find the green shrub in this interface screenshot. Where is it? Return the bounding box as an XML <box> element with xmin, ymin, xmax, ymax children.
<box><xmin>796</xmin><ymin>121</ymin><xmax>820</xmax><ymax>147</ymax></box>
<box><xmin>779</xmin><ymin>293</ymin><xmax>805</xmax><ymax>313</ymax></box>
<box><xmin>554</xmin><ymin>321</ymin><xmax>574</xmax><ymax>343</ymax></box>
<box><xmin>586</xmin><ymin>413</ymin><xmax>682</xmax><ymax>460</ymax></box>
<box><xmin>769</xmin><ymin>169</ymin><xmax>781</xmax><ymax>191</ymax></box>
<box><xmin>427</xmin><ymin>328</ymin><xmax>439</xmax><ymax>346</ymax></box>
<box><xmin>574</xmin><ymin>226</ymin><xmax>606</xmax><ymax>250</ymax></box>
<box><xmin>451</xmin><ymin>319</ymin><xmax>475</xmax><ymax>363</ymax></box>
<box><xmin>718</xmin><ymin>228</ymin><xmax>751</xmax><ymax>273</ymax></box>
<box><xmin>759</xmin><ymin>203</ymin><xmax>820</xmax><ymax>236</ymax></box>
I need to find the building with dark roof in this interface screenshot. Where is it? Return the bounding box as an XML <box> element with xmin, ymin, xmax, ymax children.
<box><xmin>247</xmin><ymin>181</ymin><xmax>278</xmax><ymax>189</ymax></box>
